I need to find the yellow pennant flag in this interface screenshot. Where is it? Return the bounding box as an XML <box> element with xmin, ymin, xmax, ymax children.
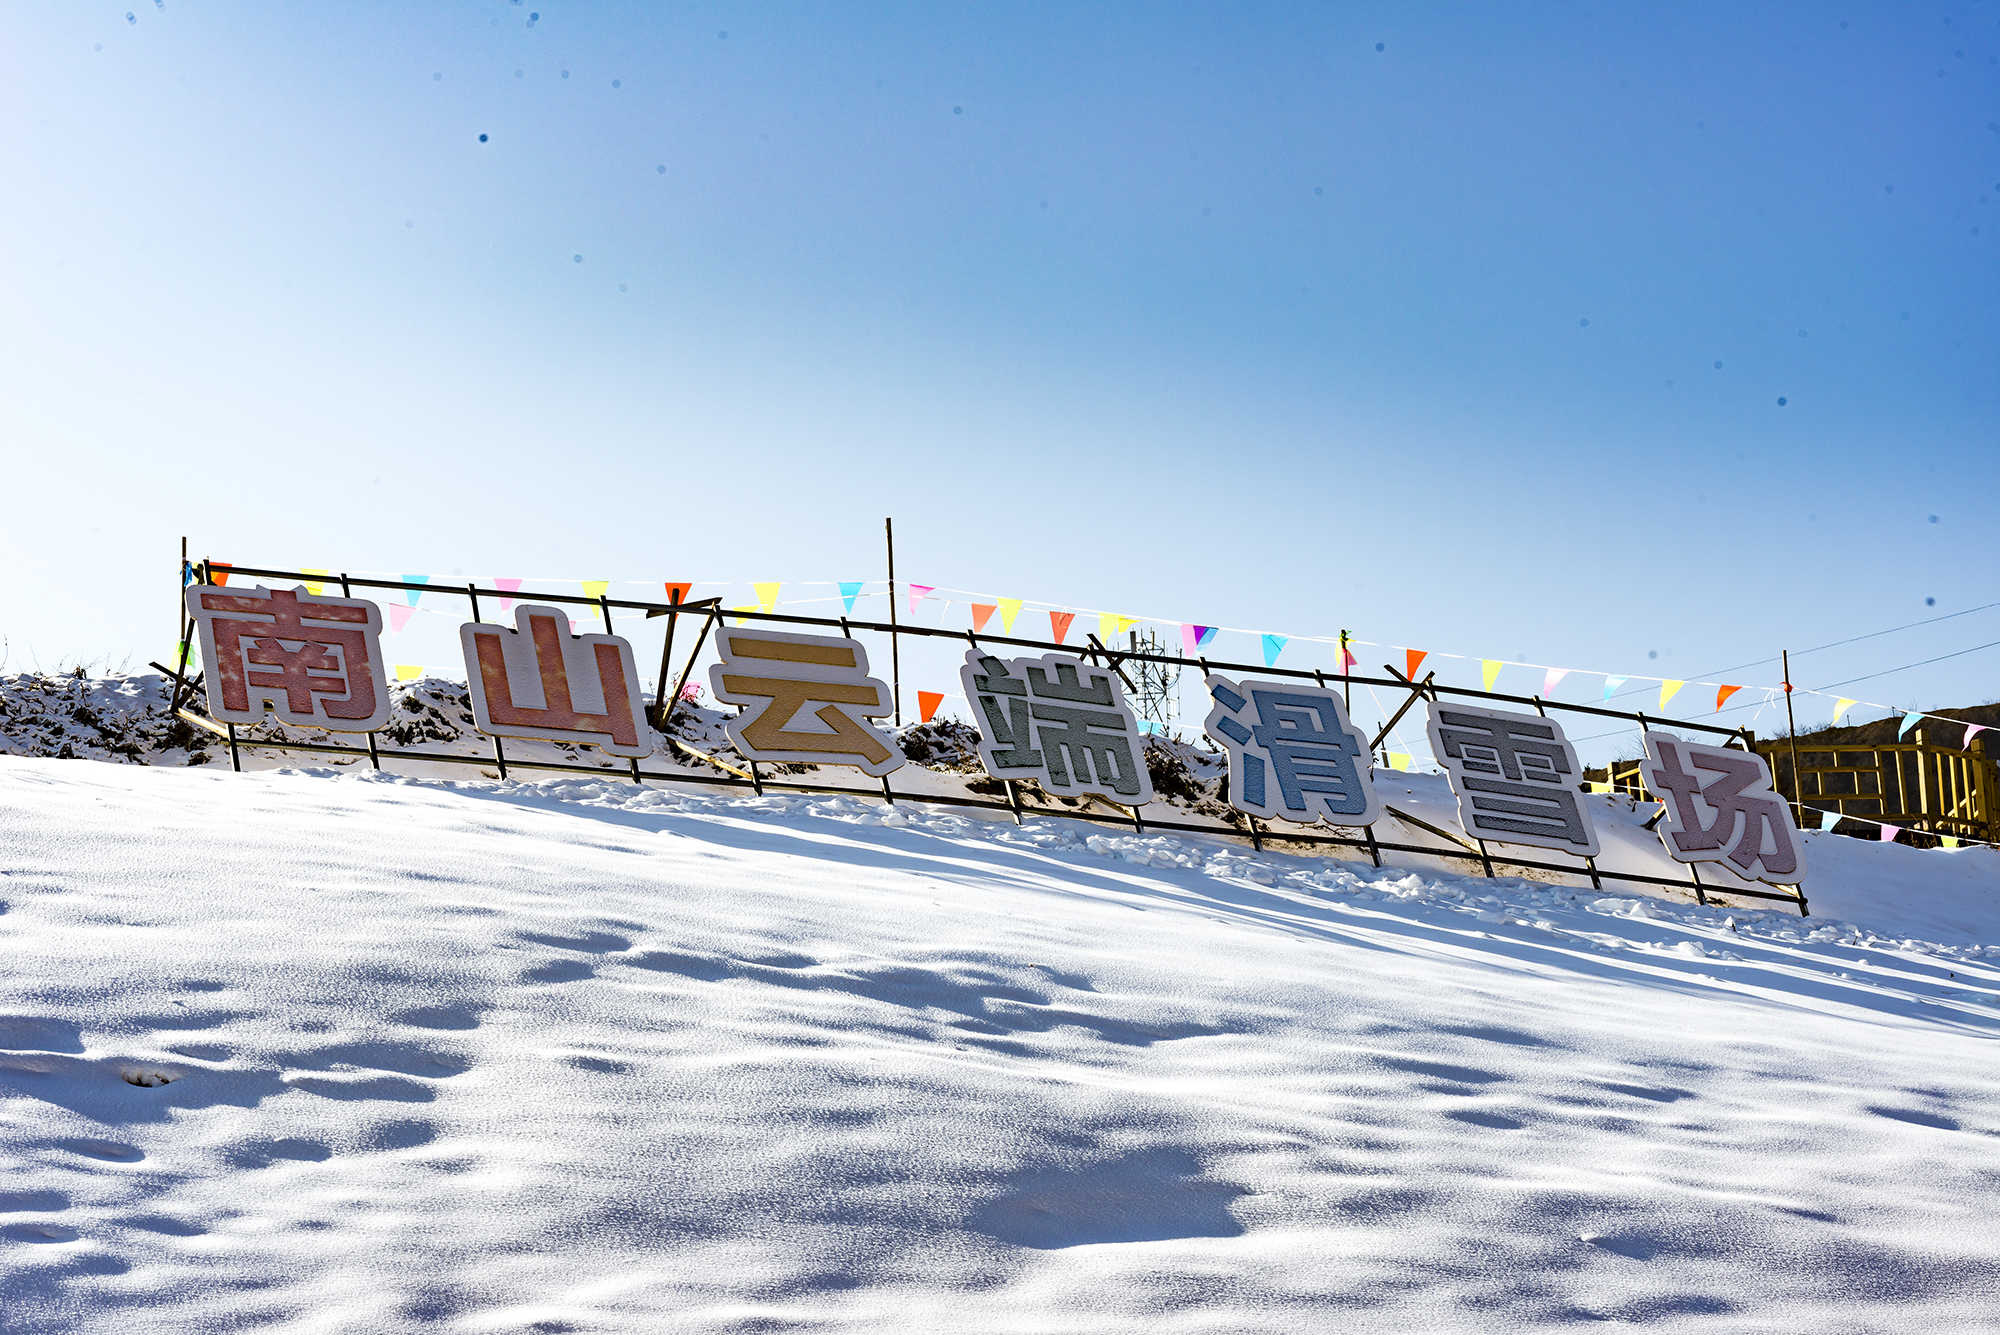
<box><xmin>1659</xmin><ymin>680</ymin><xmax>1685</xmax><ymax>710</ymax></box>
<box><xmin>394</xmin><ymin>664</ymin><xmax>424</xmax><ymax>682</ymax></box>
<box><xmin>1387</xmin><ymin>752</ymin><xmax>1413</xmax><ymax>772</ymax></box>
<box><xmin>301</xmin><ymin>568</ymin><xmax>329</xmax><ymax>596</ymax></box>
<box><xmin>1481</xmin><ymin>660</ymin><xmax>1503</xmax><ymax>691</ymax></box>
<box><xmin>997</xmin><ymin>597</ymin><xmax>1023</xmax><ymax>632</ymax></box>
<box><xmin>753</xmin><ymin>581</ymin><xmax>781</xmax><ymax>612</ymax></box>
<box><xmin>732</xmin><ymin>604</ymin><xmax>755</xmax><ymax>626</ymax></box>
<box><xmin>581</xmin><ymin>580</ymin><xmax>610</xmax><ymax>600</ymax></box>
<box><xmin>1586</xmin><ymin>781</ymin><xmax>1614</xmax><ymax>794</ymax></box>
<box><xmin>1941</xmin><ymin>836</ymin><xmax>1960</xmax><ymax>850</ymax></box>
<box><xmin>1833</xmin><ymin>698</ymin><xmax>1858</xmax><ymax>723</ymax></box>
<box><xmin>1098</xmin><ymin>613</ymin><xmax>1136</xmax><ymax>642</ymax></box>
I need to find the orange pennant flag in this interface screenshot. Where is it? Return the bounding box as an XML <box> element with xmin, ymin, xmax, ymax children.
<box><xmin>207</xmin><ymin>562</ymin><xmax>233</xmax><ymax>586</ymax></box>
<box><xmin>663</xmin><ymin>582</ymin><xmax>692</xmax><ymax>605</ymax></box>
<box><xmin>1405</xmin><ymin>649</ymin><xmax>1428</xmax><ymax>680</ymax></box>
<box><xmin>971</xmin><ymin>604</ymin><xmax>997</xmax><ymax>633</ymax></box>
<box><xmin>918</xmin><ymin>690</ymin><xmax>944</xmax><ymax>723</ymax></box>
<box><xmin>1049</xmin><ymin>611</ymin><xmax>1075</xmax><ymax>643</ymax></box>
<box><xmin>1715</xmin><ymin>684</ymin><xmax>1742</xmax><ymax>712</ymax></box>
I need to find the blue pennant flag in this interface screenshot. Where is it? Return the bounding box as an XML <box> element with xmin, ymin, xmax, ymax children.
<box><xmin>1261</xmin><ymin>633</ymin><xmax>1288</xmax><ymax>666</ymax></box>
<box><xmin>838</xmin><ymin>581</ymin><xmax>863</xmax><ymax>614</ymax></box>
<box><xmin>403</xmin><ymin>575</ymin><xmax>430</xmax><ymax>607</ymax></box>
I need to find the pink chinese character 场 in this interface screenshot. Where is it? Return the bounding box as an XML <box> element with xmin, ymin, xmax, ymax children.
<box><xmin>1638</xmin><ymin>735</ymin><xmax>1806</xmax><ymax>885</ymax></box>
<box><xmin>184</xmin><ymin>585</ymin><xmax>392</xmax><ymax>731</ymax></box>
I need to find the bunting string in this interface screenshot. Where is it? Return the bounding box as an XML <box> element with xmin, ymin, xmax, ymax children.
<box><xmin>206</xmin><ymin>566</ymin><xmax>1994</xmax><ymax>749</ymax></box>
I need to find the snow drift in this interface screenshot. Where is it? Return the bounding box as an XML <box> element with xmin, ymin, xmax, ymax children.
<box><xmin>3</xmin><ymin>752</ymin><xmax>1998</xmax><ymax>1331</ymax></box>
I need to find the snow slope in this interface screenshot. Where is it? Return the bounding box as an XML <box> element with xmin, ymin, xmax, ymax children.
<box><xmin>3</xmin><ymin>758</ymin><xmax>1998</xmax><ymax>1332</ymax></box>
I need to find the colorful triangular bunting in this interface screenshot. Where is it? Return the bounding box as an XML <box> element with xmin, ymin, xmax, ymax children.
<box><xmin>1262</xmin><ymin>634</ymin><xmax>1288</xmax><ymax>666</ymax></box>
<box><xmin>1049</xmin><ymin>611</ymin><xmax>1075</xmax><ymax>644</ymax></box>
<box><xmin>918</xmin><ymin>691</ymin><xmax>944</xmax><ymax>724</ymax></box>
<box><xmin>971</xmin><ymin>604</ymin><xmax>997</xmax><ymax>633</ymax></box>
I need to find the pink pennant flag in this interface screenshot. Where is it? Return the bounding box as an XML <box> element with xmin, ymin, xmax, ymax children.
<box><xmin>495</xmin><ymin>577</ymin><xmax>522</xmax><ymax>614</ymax></box>
<box><xmin>1966</xmin><ymin>724</ymin><xmax>1988</xmax><ymax>749</ymax></box>
<box><xmin>1542</xmin><ymin>668</ymin><xmax>1569</xmax><ymax>697</ymax></box>
<box><xmin>1879</xmin><ymin>823</ymin><xmax>1899</xmax><ymax>843</ymax></box>
<box><xmin>907</xmin><ymin>585</ymin><xmax>934</xmax><ymax>615</ymax></box>
<box><xmin>1340</xmin><ymin>645</ymin><xmax>1358</xmax><ymax>671</ymax></box>
<box><xmin>1180</xmin><ymin>624</ymin><xmax>1202</xmax><ymax>654</ymax></box>
<box><xmin>388</xmin><ymin>605</ymin><xmax>417</xmax><ymax>633</ymax></box>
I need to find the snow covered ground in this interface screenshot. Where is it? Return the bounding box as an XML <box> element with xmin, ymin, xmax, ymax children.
<box><xmin>3</xmin><ymin>756</ymin><xmax>1998</xmax><ymax>1332</ymax></box>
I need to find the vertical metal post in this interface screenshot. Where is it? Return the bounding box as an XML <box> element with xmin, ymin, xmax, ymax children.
<box><xmin>1004</xmin><ymin>778</ymin><xmax>1023</xmax><ymax>825</ymax></box>
<box><xmin>340</xmin><ymin>574</ymin><xmax>382</xmax><ymax>773</ymax></box>
<box><xmin>1247</xmin><ymin>815</ymin><xmax>1264</xmax><ymax>852</ymax></box>
<box><xmin>463</xmin><ymin>579</ymin><xmax>507</xmax><ymax>778</ymax></box>
<box><xmin>1339</xmin><ymin>630</ymin><xmax>1351</xmax><ymax>711</ymax></box>
<box><xmin>226</xmin><ymin>721</ymin><xmax>241</xmax><ymax>772</ymax></box>
<box><xmin>172</xmin><ymin>537</ymin><xmax>189</xmax><ymax>712</ymax></box>
<box><xmin>598</xmin><ymin>594</ymin><xmax>614</xmax><ymax>635</ymax></box>
<box><xmin>885</xmin><ymin>517</ymin><xmax>901</xmax><ymax>726</ymax></box>
<box><xmin>652</xmin><ymin>588</ymin><xmax>683</xmax><ymax>730</ymax></box>
<box><xmin>1688</xmin><ymin>861</ymin><xmax>1709</xmax><ymax>907</ymax></box>
<box><xmin>749</xmin><ymin>759</ymin><xmax>764</xmax><ymax>796</ymax></box>
<box><xmin>1782</xmin><ymin>650</ymin><xmax>1806</xmax><ymax>828</ymax></box>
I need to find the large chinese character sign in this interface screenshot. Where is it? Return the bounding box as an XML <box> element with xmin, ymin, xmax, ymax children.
<box><xmin>1203</xmin><ymin>676</ymin><xmax>1379</xmax><ymax>827</ymax></box>
<box><xmin>1425</xmin><ymin>702</ymin><xmax>1600</xmax><ymax>857</ymax></box>
<box><xmin>708</xmin><ymin>628</ymin><xmax>903</xmax><ymax>776</ymax></box>
<box><xmin>960</xmin><ymin>651</ymin><xmax>1154</xmax><ymax>804</ymax></box>
<box><xmin>185</xmin><ymin>584</ymin><xmax>391</xmax><ymax>731</ymax></box>
<box><xmin>461</xmin><ymin>605</ymin><xmax>650</xmax><ymax>757</ymax></box>
<box><xmin>1638</xmin><ymin>736</ymin><xmax>1806</xmax><ymax>885</ymax></box>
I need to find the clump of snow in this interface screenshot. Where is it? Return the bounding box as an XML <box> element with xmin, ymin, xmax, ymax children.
<box><xmin>0</xmin><ymin>671</ymin><xmax>207</xmax><ymax>766</ymax></box>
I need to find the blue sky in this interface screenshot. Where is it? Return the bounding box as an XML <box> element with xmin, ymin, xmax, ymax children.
<box><xmin>3</xmin><ymin>2</ymin><xmax>1995</xmax><ymax>748</ymax></box>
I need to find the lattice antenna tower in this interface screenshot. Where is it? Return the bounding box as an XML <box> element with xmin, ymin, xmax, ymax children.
<box><xmin>1127</xmin><ymin>628</ymin><xmax>1180</xmax><ymax>733</ymax></box>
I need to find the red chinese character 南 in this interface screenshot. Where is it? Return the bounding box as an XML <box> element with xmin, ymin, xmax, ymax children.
<box><xmin>184</xmin><ymin>585</ymin><xmax>392</xmax><ymax>731</ymax></box>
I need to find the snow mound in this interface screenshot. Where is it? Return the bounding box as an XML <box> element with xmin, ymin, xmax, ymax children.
<box><xmin>2</xmin><ymin>758</ymin><xmax>1997</xmax><ymax>1331</ymax></box>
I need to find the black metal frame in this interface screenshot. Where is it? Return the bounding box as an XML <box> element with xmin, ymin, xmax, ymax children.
<box><xmin>171</xmin><ymin>559</ymin><xmax>1811</xmax><ymax>915</ymax></box>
